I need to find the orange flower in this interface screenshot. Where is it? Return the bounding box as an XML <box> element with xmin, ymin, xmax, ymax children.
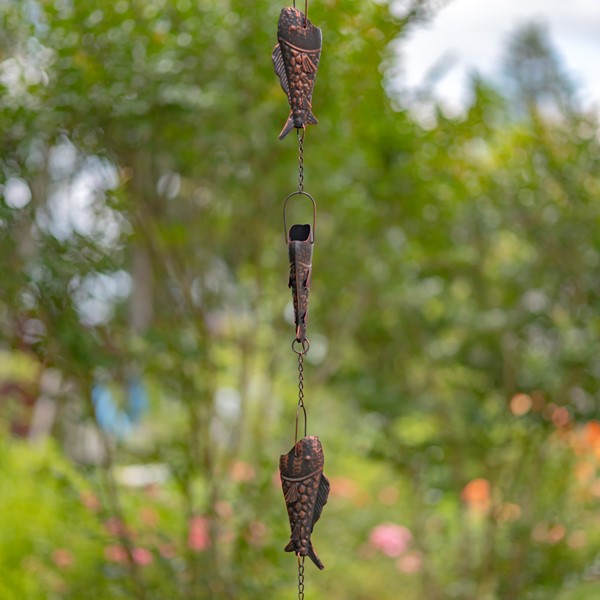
<box><xmin>585</xmin><ymin>421</ymin><xmax>600</xmax><ymax>448</ymax></box>
<box><xmin>462</xmin><ymin>478</ymin><xmax>491</xmax><ymax>513</ymax></box>
<box><xmin>510</xmin><ymin>393</ymin><xmax>532</xmax><ymax>416</ymax></box>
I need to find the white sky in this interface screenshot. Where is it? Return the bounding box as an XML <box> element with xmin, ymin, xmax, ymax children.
<box><xmin>399</xmin><ymin>0</ymin><xmax>600</xmax><ymax>111</ymax></box>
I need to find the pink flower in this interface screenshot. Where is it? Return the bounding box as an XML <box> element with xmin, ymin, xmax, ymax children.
<box><xmin>104</xmin><ymin>517</ymin><xmax>126</xmax><ymax>537</ymax></box>
<box><xmin>397</xmin><ymin>551</ymin><xmax>423</xmax><ymax>574</ymax></box>
<box><xmin>369</xmin><ymin>523</ymin><xmax>412</xmax><ymax>557</ymax></box>
<box><xmin>52</xmin><ymin>549</ymin><xmax>74</xmax><ymax>569</ymax></box>
<box><xmin>105</xmin><ymin>545</ymin><xmax>128</xmax><ymax>563</ymax></box>
<box><xmin>132</xmin><ymin>547</ymin><xmax>153</xmax><ymax>566</ymax></box>
<box><xmin>188</xmin><ymin>516</ymin><xmax>210</xmax><ymax>552</ymax></box>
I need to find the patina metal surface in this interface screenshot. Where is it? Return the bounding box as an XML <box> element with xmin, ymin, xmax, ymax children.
<box><xmin>279</xmin><ymin>435</ymin><xmax>330</xmax><ymax>570</ymax></box>
<box><xmin>272</xmin><ymin>7</ymin><xmax>322</xmax><ymax>140</ymax></box>
<box><xmin>288</xmin><ymin>223</ymin><xmax>313</xmax><ymax>343</ymax></box>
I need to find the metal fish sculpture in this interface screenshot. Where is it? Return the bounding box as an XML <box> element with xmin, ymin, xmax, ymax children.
<box><xmin>272</xmin><ymin>7</ymin><xmax>322</xmax><ymax>140</ymax></box>
<box><xmin>288</xmin><ymin>223</ymin><xmax>313</xmax><ymax>343</ymax></box>
<box><xmin>279</xmin><ymin>435</ymin><xmax>330</xmax><ymax>569</ymax></box>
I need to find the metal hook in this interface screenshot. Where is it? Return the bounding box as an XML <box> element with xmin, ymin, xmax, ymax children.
<box><xmin>295</xmin><ymin>402</ymin><xmax>307</xmax><ymax>445</ymax></box>
<box><xmin>283</xmin><ymin>191</ymin><xmax>316</xmax><ymax>244</ymax></box>
<box><xmin>292</xmin><ymin>0</ymin><xmax>308</xmax><ymax>27</ymax></box>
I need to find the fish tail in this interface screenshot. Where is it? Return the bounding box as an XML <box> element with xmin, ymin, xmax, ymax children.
<box><xmin>307</xmin><ymin>542</ymin><xmax>324</xmax><ymax>570</ymax></box>
<box><xmin>278</xmin><ymin>111</ymin><xmax>295</xmax><ymax>140</ymax></box>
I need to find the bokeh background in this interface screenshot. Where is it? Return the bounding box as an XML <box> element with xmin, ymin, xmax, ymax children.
<box><xmin>1</xmin><ymin>1</ymin><xmax>600</xmax><ymax>599</ymax></box>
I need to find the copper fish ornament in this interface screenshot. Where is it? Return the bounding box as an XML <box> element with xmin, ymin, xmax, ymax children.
<box><xmin>272</xmin><ymin>7</ymin><xmax>322</xmax><ymax>140</ymax></box>
<box><xmin>288</xmin><ymin>223</ymin><xmax>313</xmax><ymax>343</ymax></box>
<box><xmin>279</xmin><ymin>435</ymin><xmax>330</xmax><ymax>569</ymax></box>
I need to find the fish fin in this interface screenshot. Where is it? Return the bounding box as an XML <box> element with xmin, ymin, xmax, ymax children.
<box><xmin>285</xmin><ymin>482</ymin><xmax>299</xmax><ymax>503</ymax></box>
<box><xmin>308</xmin><ymin>542</ymin><xmax>325</xmax><ymax>570</ymax></box>
<box><xmin>304</xmin><ymin>267</ymin><xmax>311</xmax><ymax>289</ymax></box>
<box><xmin>284</xmin><ymin>539</ymin><xmax>295</xmax><ymax>553</ymax></box>
<box><xmin>301</xmin><ymin>54</ymin><xmax>317</xmax><ymax>73</ymax></box>
<box><xmin>272</xmin><ymin>44</ymin><xmax>289</xmax><ymax>97</ymax></box>
<box><xmin>306</xmin><ymin>111</ymin><xmax>318</xmax><ymax>125</ymax></box>
<box><xmin>278</xmin><ymin>112</ymin><xmax>295</xmax><ymax>140</ymax></box>
<box><xmin>311</xmin><ymin>473</ymin><xmax>330</xmax><ymax>528</ymax></box>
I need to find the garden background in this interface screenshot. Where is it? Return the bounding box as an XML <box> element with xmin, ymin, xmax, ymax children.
<box><xmin>1</xmin><ymin>1</ymin><xmax>600</xmax><ymax>598</ymax></box>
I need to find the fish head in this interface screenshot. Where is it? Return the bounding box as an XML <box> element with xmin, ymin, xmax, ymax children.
<box><xmin>293</xmin><ymin>435</ymin><xmax>324</xmax><ymax>466</ymax></box>
<box><xmin>280</xmin><ymin>435</ymin><xmax>325</xmax><ymax>478</ymax></box>
<box><xmin>277</xmin><ymin>7</ymin><xmax>322</xmax><ymax>51</ymax></box>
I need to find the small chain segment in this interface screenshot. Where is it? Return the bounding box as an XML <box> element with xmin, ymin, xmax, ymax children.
<box><xmin>297</xmin><ymin>351</ymin><xmax>304</xmax><ymax>407</ymax></box>
<box><xmin>294</xmin><ymin>349</ymin><xmax>308</xmax><ymax>446</ymax></box>
<box><xmin>298</xmin><ymin>556</ymin><xmax>305</xmax><ymax>600</ymax></box>
<box><xmin>297</xmin><ymin>128</ymin><xmax>305</xmax><ymax>192</ymax></box>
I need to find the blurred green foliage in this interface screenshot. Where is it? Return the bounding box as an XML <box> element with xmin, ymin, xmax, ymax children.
<box><xmin>1</xmin><ymin>1</ymin><xmax>600</xmax><ymax>599</ymax></box>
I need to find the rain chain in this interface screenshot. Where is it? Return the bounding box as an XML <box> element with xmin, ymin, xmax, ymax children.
<box><xmin>273</xmin><ymin>2</ymin><xmax>330</xmax><ymax>598</ymax></box>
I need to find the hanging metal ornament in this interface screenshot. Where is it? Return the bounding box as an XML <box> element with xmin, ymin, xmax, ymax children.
<box><xmin>273</xmin><ymin>2</ymin><xmax>329</xmax><ymax>597</ymax></box>
<box><xmin>280</xmin><ymin>435</ymin><xmax>330</xmax><ymax>570</ymax></box>
<box><xmin>272</xmin><ymin>2</ymin><xmax>322</xmax><ymax>140</ymax></box>
<box><xmin>284</xmin><ymin>188</ymin><xmax>315</xmax><ymax>344</ymax></box>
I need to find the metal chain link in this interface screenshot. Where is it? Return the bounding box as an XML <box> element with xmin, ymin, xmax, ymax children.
<box><xmin>298</xmin><ymin>556</ymin><xmax>305</xmax><ymax>600</ymax></box>
<box><xmin>297</xmin><ymin>128</ymin><xmax>305</xmax><ymax>193</ymax></box>
<box><xmin>297</xmin><ymin>351</ymin><xmax>304</xmax><ymax>407</ymax></box>
<box><xmin>295</xmin><ymin>350</ymin><xmax>307</xmax><ymax>445</ymax></box>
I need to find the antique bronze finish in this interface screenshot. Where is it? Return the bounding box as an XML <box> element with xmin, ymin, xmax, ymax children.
<box><xmin>272</xmin><ymin>6</ymin><xmax>322</xmax><ymax>139</ymax></box>
<box><xmin>279</xmin><ymin>436</ymin><xmax>330</xmax><ymax>570</ymax></box>
<box><xmin>274</xmin><ymin>3</ymin><xmax>326</xmax><ymax>597</ymax></box>
<box><xmin>284</xmin><ymin>190</ymin><xmax>316</xmax><ymax>344</ymax></box>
